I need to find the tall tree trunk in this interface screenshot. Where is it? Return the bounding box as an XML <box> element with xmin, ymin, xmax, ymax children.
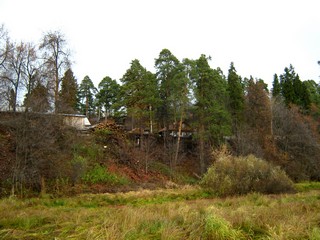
<box><xmin>54</xmin><ymin>66</ymin><xmax>59</xmax><ymax>112</ymax></box>
<box><xmin>270</xmin><ymin>98</ymin><xmax>274</xmax><ymax>136</ymax></box>
<box><xmin>85</xmin><ymin>96</ymin><xmax>89</xmax><ymax>117</ymax></box>
<box><xmin>174</xmin><ymin>113</ymin><xmax>183</xmax><ymax>168</ymax></box>
<box><xmin>149</xmin><ymin>105</ymin><xmax>153</xmax><ymax>133</ymax></box>
<box><xmin>173</xmin><ymin>83</ymin><xmax>188</xmax><ymax>168</ymax></box>
<box><xmin>145</xmin><ymin>136</ymin><xmax>149</xmax><ymax>173</ymax></box>
<box><xmin>199</xmin><ymin>123</ymin><xmax>205</xmax><ymax>174</ymax></box>
<box><xmin>9</xmin><ymin>88</ymin><xmax>16</xmax><ymax>112</ymax></box>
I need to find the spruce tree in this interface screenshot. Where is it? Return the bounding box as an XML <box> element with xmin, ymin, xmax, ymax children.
<box><xmin>280</xmin><ymin>65</ymin><xmax>296</xmax><ymax>106</ymax></box>
<box><xmin>96</xmin><ymin>76</ymin><xmax>120</xmax><ymax>118</ymax></box>
<box><xmin>59</xmin><ymin>68</ymin><xmax>78</xmax><ymax>113</ymax></box>
<box><xmin>227</xmin><ymin>62</ymin><xmax>244</xmax><ymax>132</ymax></box>
<box><xmin>24</xmin><ymin>82</ymin><xmax>50</xmax><ymax>112</ymax></box>
<box><xmin>300</xmin><ymin>82</ymin><xmax>311</xmax><ymax>111</ymax></box>
<box><xmin>280</xmin><ymin>65</ymin><xmax>311</xmax><ymax>110</ymax></box>
<box><xmin>272</xmin><ymin>74</ymin><xmax>281</xmax><ymax>97</ymax></box>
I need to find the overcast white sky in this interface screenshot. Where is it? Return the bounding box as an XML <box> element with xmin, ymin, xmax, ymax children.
<box><xmin>1</xmin><ymin>0</ymin><xmax>320</xmax><ymax>88</ymax></box>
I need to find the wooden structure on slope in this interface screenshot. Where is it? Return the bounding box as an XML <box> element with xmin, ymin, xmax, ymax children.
<box><xmin>62</xmin><ymin>114</ymin><xmax>91</xmax><ymax>130</ymax></box>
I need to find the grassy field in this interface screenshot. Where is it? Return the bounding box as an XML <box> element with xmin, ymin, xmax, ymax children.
<box><xmin>0</xmin><ymin>184</ymin><xmax>320</xmax><ymax>239</ymax></box>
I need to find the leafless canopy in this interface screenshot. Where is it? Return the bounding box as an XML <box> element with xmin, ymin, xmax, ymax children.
<box><xmin>39</xmin><ymin>31</ymin><xmax>70</xmax><ymax>111</ymax></box>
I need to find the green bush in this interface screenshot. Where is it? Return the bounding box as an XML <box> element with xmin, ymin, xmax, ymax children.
<box><xmin>200</xmin><ymin>154</ymin><xmax>295</xmax><ymax>196</ymax></box>
<box><xmin>73</xmin><ymin>143</ymin><xmax>103</xmax><ymax>162</ymax></box>
<box><xmin>82</xmin><ymin>164</ymin><xmax>129</xmax><ymax>185</ymax></box>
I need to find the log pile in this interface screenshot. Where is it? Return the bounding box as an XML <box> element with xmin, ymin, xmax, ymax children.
<box><xmin>93</xmin><ymin>120</ymin><xmax>126</xmax><ymax>144</ymax></box>
<box><xmin>93</xmin><ymin>120</ymin><xmax>137</xmax><ymax>165</ymax></box>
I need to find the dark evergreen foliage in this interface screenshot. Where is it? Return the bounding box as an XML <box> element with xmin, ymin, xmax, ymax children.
<box><xmin>78</xmin><ymin>75</ymin><xmax>97</xmax><ymax>117</ymax></box>
<box><xmin>272</xmin><ymin>74</ymin><xmax>281</xmax><ymax>97</ymax></box>
<box><xmin>279</xmin><ymin>65</ymin><xmax>311</xmax><ymax>111</ymax></box>
<box><xmin>59</xmin><ymin>68</ymin><xmax>78</xmax><ymax>113</ymax></box>
<box><xmin>227</xmin><ymin>62</ymin><xmax>245</xmax><ymax>132</ymax></box>
<box><xmin>24</xmin><ymin>83</ymin><xmax>50</xmax><ymax>112</ymax></box>
<box><xmin>155</xmin><ymin>49</ymin><xmax>181</xmax><ymax>129</ymax></box>
<box><xmin>96</xmin><ymin>76</ymin><xmax>121</xmax><ymax>118</ymax></box>
<box><xmin>120</xmin><ymin>59</ymin><xmax>159</xmax><ymax>130</ymax></box>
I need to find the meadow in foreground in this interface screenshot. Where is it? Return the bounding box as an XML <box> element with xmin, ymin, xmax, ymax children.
<box><xmin>0</xmin><ymin>184</ymin><xmax>320</xmax><ymax>239</ymax></box>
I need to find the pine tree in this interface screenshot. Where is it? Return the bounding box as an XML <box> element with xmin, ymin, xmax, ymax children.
<box><xmin>78</xmin><ymin>75</ymin><xmax>97</xmax><ymax>117</ymax></box>
<box><xmin>120</xmin><ymin>59</ymin><xmax>159</xmax><ymax>131</ymax></box>
<box><xmin>155</xmin><ymin>49</ymin><xmax>181</xmax><ymax>129</ymax></box>
<box><xmin>171</xmin><ymin>61</ymin><xmax>191</xmax><ymax>167</ymax></box>
<box><xmin>189</xmin><ymin>55</ymin><xmax>231</xmax><ymax>173</ymax></box>
<box><xmin>96</xmin><ymin>76</ymin><xmax>121</xmax><ymax>119</ymax></box>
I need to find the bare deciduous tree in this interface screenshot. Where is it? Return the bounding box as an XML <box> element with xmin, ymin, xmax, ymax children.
<box><xmin>23</xmin><ymin>43</ymin><xmax>40</xmax><ymax>106</ymax></box>
<box><xmin>0</xmin><ymin>25</ymin><xmax>11</xmax><ymax>110</ymax></box>
<box><xmin>39</xmin><ymin>31</ymin><xmax>70</xmax><ymax>112</ymax></box>
<box><xmin>2</xmin><ymin>41</ymin><xmax>27</xmax><ymax>111</ymax></box>
<box><xmin>0</xmin><ymin>24</ymin><xmax>9</xmax><ymax>67</ymax></box>
<box><xmin>9</xmin><ymin>112</ymin><xmax>75</xmax><ymax>196</ymax></box>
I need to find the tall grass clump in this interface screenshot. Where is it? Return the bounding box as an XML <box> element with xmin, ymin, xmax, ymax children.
<box><xmin>204</xmin><ymin>213</ymin><xmax>245</xmax><ymax>239</ymax></box>
<box><xmin>200</xmin><ymin>153</ymin><xmax>295</xmax><ymax>196</ymax></box>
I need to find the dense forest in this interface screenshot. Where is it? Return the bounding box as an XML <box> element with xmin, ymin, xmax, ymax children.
<box><xmin>1</xmin><ymin>25</ymin><xmax>320</xmax><ymax>196</ymax></box>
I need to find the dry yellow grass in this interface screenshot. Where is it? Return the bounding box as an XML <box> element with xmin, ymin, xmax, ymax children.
<box><xmin>0</xmin><ymin>186</ymin><xmax>320</xmax><ymax>239</ymax></box>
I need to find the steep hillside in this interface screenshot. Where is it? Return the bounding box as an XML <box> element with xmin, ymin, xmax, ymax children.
<box><xmin>0</xmin><ymin>126</ymin><xmax>14</xmax><ymax>186</ymax></box>
<box><xmin>0</xmin><ymin>116</ymin><xmax>198</xmax><ymax>197</ymax></box>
